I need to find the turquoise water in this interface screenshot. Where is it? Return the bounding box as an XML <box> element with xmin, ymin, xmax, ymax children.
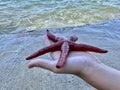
<box><xmin>0</xmin><ymin>0</ymin><xmax>120</xmax><ymax>33</ymax></box>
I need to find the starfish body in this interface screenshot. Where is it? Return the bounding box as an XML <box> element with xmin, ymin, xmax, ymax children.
<box><xmin>26</xmin><ymin>30</ymin><xmax>108</xmax><ymax>68</ymax></box>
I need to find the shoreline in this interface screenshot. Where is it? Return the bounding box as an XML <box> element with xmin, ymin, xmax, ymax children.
<box><xmin>0</xmin><ymin>18</ymin><xmax>120</xmax><ymax>35</ymax></box>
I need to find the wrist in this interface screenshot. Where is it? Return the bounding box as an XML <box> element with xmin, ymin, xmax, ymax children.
<box><xmin>76</xmin><ymin>58</ymin><xmax>103</xmax><ymax>78</ymax></box>
<box><xmin>76</xmin><ymin>60</ymin><xmax>120</xmax><ymax>90</ymax></box>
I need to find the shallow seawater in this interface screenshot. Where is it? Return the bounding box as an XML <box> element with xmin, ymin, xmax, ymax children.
<box><xmin>0</xmin><ymin>0</ymin><xmax>120</xmax><ymax>33</ymax></box>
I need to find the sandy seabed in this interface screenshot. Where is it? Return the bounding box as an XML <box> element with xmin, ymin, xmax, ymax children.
<box><xmin>0</xmin><ymin>19</ymin><xmax>120</xmax><ymax>90</ymax></box>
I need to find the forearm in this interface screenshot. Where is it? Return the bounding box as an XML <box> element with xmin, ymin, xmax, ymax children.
<box><xmin>77</xmin><ymin>62</ymin><xmax>120</xmax><ymax>90</ymax></box>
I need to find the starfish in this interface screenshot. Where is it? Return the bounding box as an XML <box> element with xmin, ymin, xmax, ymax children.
<box><xmin>26</xmin><ymin>30</ymin><xmax>108</xmax><ymax>68</ymax></box>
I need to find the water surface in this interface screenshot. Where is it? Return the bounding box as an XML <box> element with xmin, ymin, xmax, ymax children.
<box><xmin>0</xmin><ymin>0</ymin><xmax>120</xmax><ymax>33</ymax></box>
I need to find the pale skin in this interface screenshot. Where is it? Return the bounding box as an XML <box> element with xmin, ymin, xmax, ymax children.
<box><xmin>28</xmin><ymin>36</ymin><xmax>120</xmax><ymax>90</ymax></box>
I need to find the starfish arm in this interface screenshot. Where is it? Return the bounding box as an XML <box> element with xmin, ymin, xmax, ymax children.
<box><xmin>47</xmin><ymin>30</ymin><xmax>60</xmax><ymax>42</ymax></box>
<box><xmin>26</xmin><ymin>42</ymin><xmax>62</xmax><ymax>60</ymax></box>
<box><xmin>70</xmin><ymin>43</ymin><xmax>108</xmax><ymax>53</ymax></box>
<box><xmin>69</xmin><ymin>36</ymin><xmax>78</xmax><ymax>42</ymax></box>
<box><xmin>56</xmin><ymin>41</ymin><xmax>70</xmax><ymax>68</ymax></box>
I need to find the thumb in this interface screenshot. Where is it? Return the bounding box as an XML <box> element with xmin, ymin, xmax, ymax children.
<box><xmin>28</xmin><ymin>59</ymin><xmax>56</xmax><ymax>71</ymax></box>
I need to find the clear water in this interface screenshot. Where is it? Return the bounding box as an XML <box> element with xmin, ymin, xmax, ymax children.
<box><xmin>0</xmin><ymin>0</ymin><xmax>120</xmax><ymax>33</ymax></box>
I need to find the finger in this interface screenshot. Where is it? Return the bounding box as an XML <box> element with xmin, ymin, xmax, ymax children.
<box><xmin>42</xmin><ymin>35</ymin><xmax>53</xmax><ymax>46</ymax></box>
<box><xmin>42</xmin><ymin>35</ymin><xmax>61</xmax><ymax>60</ymax></box>
<box><xmin>28</xmin><ymin>59</ymin><xmax>56</xmax><ymax>71</ymax></box>
<box><xmin>50</xmin><ymin>51</ymin><xmax>61</xmax><ymax>60</ymax></box>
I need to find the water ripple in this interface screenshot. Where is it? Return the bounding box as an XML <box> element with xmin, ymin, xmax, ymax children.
<box><xmin>0</xmin><ymin>0</ymin><xmax>120</xmax><ymax>33</ymax></box>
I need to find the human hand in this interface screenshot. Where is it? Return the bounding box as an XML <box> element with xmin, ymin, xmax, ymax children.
<box><xmin>28</xmin><ymin>35</ymin><xmax>101</xmax><ymax>75</ymax></box>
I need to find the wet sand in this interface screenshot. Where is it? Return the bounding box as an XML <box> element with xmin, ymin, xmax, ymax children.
<box><xmin>0</xmin><ymin>19</ymin><xmax>120</xmax><ymax>90</ymax></box>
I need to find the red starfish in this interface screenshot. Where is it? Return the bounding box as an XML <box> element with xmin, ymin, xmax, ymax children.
<box><xmin>26</xmin><ymin>30</ymin><xmax>108</xmax><ymax>68</ymax></box>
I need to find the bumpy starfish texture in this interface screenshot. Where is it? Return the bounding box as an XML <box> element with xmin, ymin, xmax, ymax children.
<box><xmin>26</xmin><ymin>30</ymin><xmax>108</xmax><ymax>68</ymax></box>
